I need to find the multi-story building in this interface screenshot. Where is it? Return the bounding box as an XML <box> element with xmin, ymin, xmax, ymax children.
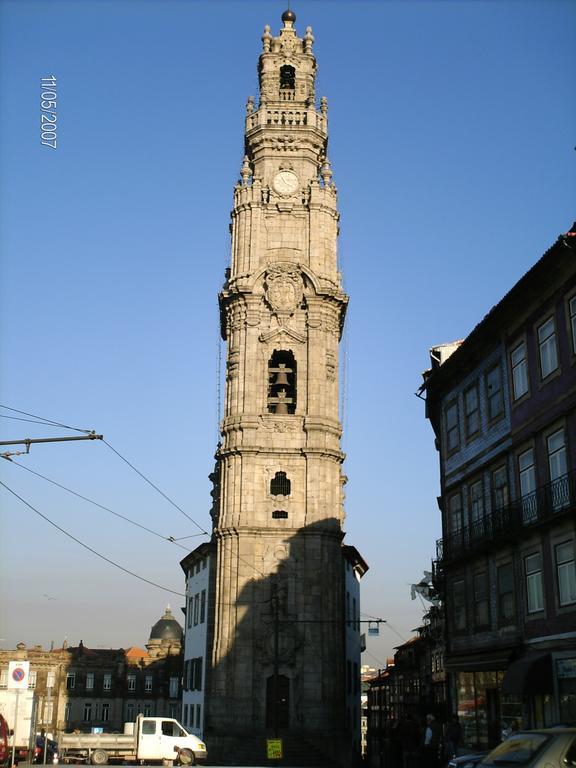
<box><xmin>0</xmin><ymin>607</ymin><xmax>183</xmax><ymax>741</ymax></box>
<box><xmin>180</xmin><ymin>543</ymin><xmax>213</xmax><ymax>738</ymax></box>
<box><xmin>188</xmin><ymin>8</ymin><xmax>365</xmax><ymax>765</ymax></box>
<box><xmin>422</xmin><ymin>224</ymin><xmax>576</xmax><ymax>748</ymax></box>
<box><xmin>344</xmin><ymin>546</ymin><xmax>369</xmax><ymax>757</ymax></box>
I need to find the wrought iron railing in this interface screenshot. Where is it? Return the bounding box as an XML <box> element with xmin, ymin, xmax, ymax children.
<box><xmin>437</xmin><ymin>469</ymin><xmax>576</xmax><ymax>563</ymax></box>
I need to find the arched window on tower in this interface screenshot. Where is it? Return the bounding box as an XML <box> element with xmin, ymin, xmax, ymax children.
<box><xmin>279</xmin><ymin>65</ymin><xmax>295</xmax><ymax>90</ymax></box>
<box><xmin>268</xmin><ymin>350</ymin><xmax>296</xmax><ymax>414</ymax></box>
<box><xmin>270</xmin><ymin>472</ymin><xmax>291</xmax><ymax>496</ymax></box>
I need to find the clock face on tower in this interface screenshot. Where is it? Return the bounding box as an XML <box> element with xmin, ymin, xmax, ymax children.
<box><xmin>273</xmin><ymin>170</ymin><xmax>299</xmax><ymax>196</ymax></box>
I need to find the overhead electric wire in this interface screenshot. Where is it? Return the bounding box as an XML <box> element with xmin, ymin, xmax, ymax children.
<box><xmin>0</xmin><ymin>404</ymin><xmax>92</xmax><ymax>434</ymax></box>
<box><xmin>0</xmin><ymin>480</ymin><xmax>184</xmax><ymax>597</ymax></box>
<box><xmin>364</xmin><ymin>649</ymin><xmax>389</xmax><ymax>670</ymax></box>
<box><xmin>102</xmin><ymin>439</ymin><xmax>266</xmax><ymax>579</ymax></box>
<box><xmin>7</xmin><ymin>459</ymin><xmax>190</xmax><ymax>551</ymax></box>
<box><xmin>103</xmin><ymin>440</ymin><xmax>209</xmax><ymax>535</ymax></box>
<box><xmin>362</xmin><ymin>611</ymin><xmax>407</xmax><ymax>643</ymax></box>
<box><xmin>2</xmin><ymin>406</ymin><xmax>267</xmax><ymax>582</ymax></box>
<box><xmin>0</xmin><ymin>414</ymin><xmax>75</xmax><ymax>428</ymax></box>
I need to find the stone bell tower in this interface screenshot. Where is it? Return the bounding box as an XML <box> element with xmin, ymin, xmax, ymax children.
<box><xmin>206</xmin><ymin>9</ymin><xmax>350</xmax><ymax>756</ymax></box>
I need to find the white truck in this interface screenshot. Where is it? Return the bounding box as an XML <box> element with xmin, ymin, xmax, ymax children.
<box><xmin>58</xmin><ymin>716</ymin><xmax>207</xmax><ymax>766</ymax></box>
<box><xmin>0</xmin><ymin>689</ymin><xmax>35</xmax><ymax>762</ymax></box>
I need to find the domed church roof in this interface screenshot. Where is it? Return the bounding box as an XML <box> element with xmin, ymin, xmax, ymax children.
<box><xmin>149</xmin><ymin>606</ymin><xmax>183</xmax><ymax>643</ymax></box>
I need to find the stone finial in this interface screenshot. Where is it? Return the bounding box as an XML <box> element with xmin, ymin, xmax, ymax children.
<box><xmin>320</xmin><ymin>96</ymin><xmax>328</xmax><ymax>116</ymax></box>
<box><xmin>304</xmin><ymin>26</ymin><xmax>314</xmax><ymax>53</ymax></box>
<box><xmin>246</xmin><ymin>95</ymin><xmax>254</xmax><ymax>115</ymax></box>
<box><xmin>320</xmin><ymin>158</ymin><xmax>333</xmax><ymax>187</ymax></box>
<box><xmin>262</xmin><ymin>24</ymin><xmax>272</xmax><ymax>52</ymax></box>
<box><xmin>240</xmin><ymin>155</ymin><xmax>252</xmax><ymax>186</ymax></box>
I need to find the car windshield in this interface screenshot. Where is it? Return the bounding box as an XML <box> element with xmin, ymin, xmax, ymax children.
<box><xmin>481</xmin><ymin>734</ymin><xmax>551</xmax><ymax>766</ymax></box>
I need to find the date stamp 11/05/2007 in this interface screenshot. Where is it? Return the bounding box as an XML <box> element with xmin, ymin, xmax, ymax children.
<box><xmin>41</xmin><ymin>76</ymin><xmax>57</xmax><ymax>148</ymax></box>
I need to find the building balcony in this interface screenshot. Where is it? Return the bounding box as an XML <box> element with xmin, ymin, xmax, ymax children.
<box><xmin>437</xmin><ymin>470</ymin><xmax>576</xmax><ymax>564</ymax></box>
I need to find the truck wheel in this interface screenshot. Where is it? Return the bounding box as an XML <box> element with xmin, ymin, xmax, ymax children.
<box><xmin>178</xmin><ymin>749</ymin><xmax>195</xmax><ymax>766</ymax></box>
<box><xmin>91</xmin><ymin>750</ymin><xmax>109</xmax><ymax>765</ymax></box>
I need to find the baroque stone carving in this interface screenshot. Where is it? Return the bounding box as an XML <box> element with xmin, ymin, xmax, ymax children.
<box><xmin>265</xmin><ymin>264</ymin><xmax>303</xmax><ymax>314</ymax></box>
<box><xmin>326</xmin><ymin>352</ymin><xmax>336</xmax><ymax>382</ymax></box>
<box><xmin>260</xmin><ymin>416</ymin><xmax>302</xmax><ymax>433</ymax></box>
<box><xmin>256</xmin><ymin>622</ymin><xmax>302</xmax><ymax>666</ymax></box>
<box><xmin>273</xmin><ymin>135</ymin><xmax>300</xmax><ymax>152</ymax></box>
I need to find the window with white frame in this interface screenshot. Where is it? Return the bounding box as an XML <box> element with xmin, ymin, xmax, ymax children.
<box><xmin>469</xmin><ymin>480</ymin><xmax>484</xmax><ymax>525</ymax></box>
<box><xmin>519</xmin><ymin>448</ymin><xmax>537</xmax><ymax>522</ymax></box>
<box><xmin>83</xmin><ymin>703</ymin><xmax>92</xmax><ymax>721</ymax></box>
<box><xmin>548</xmin><ymin>428</ymin><xmax>568</xmax><ymax>510</ymax></box>
<box><xmin>445</xmin><ymin>401</ymin><xmax>460</xmax><ymax>451</ymax></box>
<box><xmin>66</xmin><ymin>672</ymin><xmax>75</xmax><ymax>690</ymax></box>
<box><xmin>492</xmin><ymin>465</ymin><xmax>509</xmax><ymax>512</ymax></box>
<box><xmin>143</xmin><ymin>703</ymin><xmax>152</xmax><ymax>717</ymax></box>
<box><xmin>570</xmin><ymin>296</ymin><xmax>576</xmax><ymax>354</ymax></box>
<box><xmin>127</xmin><ymin>673</ymin><xmax>136</xmax><ymax>692</ymax></box>
<box><xmin>28</xmin><ymin>671</ymin><xmax>37</xmax><ymax>689</ymax></box>
<box><xmin>200</xmin><ymin>589</ymin><xmax>206</xmax><ymax>624</ymax></box>
<box><xmin>538</xmin><ymin>317</ymin><xmax>558</xmax><ymax>378</ymax></box>
<box><xmin>497</xmin><ymin>562</ymin><xmax>515</xmax><ymax>624</ymax></box>
<box><xmin>86</xmin><ymin>672</ymin><xmax>94</xmax><ymax>691</ymax></box>
<box><xmin>474</xmin><ymin>572</ymin><xmax>490</xmax><ymax>628</ymax></box>
<box><xmin>525</xmin><ymin>552</ymin><xmax>544</xmax><ymax>613</ymax></box>
<box><xmin>449</xmin><ymin>492</ymin><xmax>463</xmax><ymax>533</ymax></box>
<box><xmin>101</xmin><ymin>703</ymin><xmax>110</xmax><ymax>722</ymax></box>
<box><xmin>452</xmin><ymin>580</ymin><xmax>467</xmax><ymax>631</ymax></box>
<box><xmin>0</xmin><ymin>670</ymin><xmax>7</xmax><ymax>689</ymax></box>
<box><xmin>464</xmin><ymin>385</ymin><xmax>480</xmax><ymax>436</ymax></box>
<box><xmin>127</xmin><ymin>703</ymin><xmax>135</xmax><ymax>722</ymax></box>
<box><xmin>486</xmin><ymin>365</ymin><xmax>504</xmax><ymax>420</ymax></box>
<box><xmin>192</xmin><ymin>659</ymin><xmax>203</xmax><ymax>691</ymax></box>
<box><xmin>556</xmin><ymin>541</ymin><xmax>576</xmax><ymax>606</ymax></box>
<box><xmin>145</xmin><ymin>674</ymin><xmax>153</xmax><ymax>693</ymax></box>
<box><xmin>511</xmin><ymin>342</ymin><xmax>529</xmax><ymax>400</ymax></box>
<box><xmin>46</xmin><ymin>671</ymin><xmax>55</xmax><ymax>689</ymax></box>
<box><xmin>44</xmin><ymin>701</ymin><xmax>54</xmax><ymax>722</ymax></box>
<box><xmin>103</xmin><ymin>673</ymin><xmax>112</xmax><ymax>692</ymax></box>
<box><xmin>187</xmin><ymin>596</ymin><xmax>193</xmax><ymax>629</ymax></box>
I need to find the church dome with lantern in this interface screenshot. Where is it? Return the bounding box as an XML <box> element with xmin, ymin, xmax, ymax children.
<box><xmin>146</xmin><ymin>606</ymin><xmax>183</xmax><ymax>657</ymax></box>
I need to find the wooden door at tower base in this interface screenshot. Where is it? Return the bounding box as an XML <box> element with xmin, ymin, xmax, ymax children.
<box><xmin>266</xmin><ymin>675</ymin><xmax>290</xmax><ymax>729</ymax></box>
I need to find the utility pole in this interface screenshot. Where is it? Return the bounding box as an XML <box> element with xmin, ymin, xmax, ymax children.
<box><xmin>272</xmin><ymin>578</ymin><xmax>279</xmax><ymax>739</ymax></box>
<box><xmin>0</xmin><ymin>432</ymin><xmax>103</xmax><ymax>460</ymax></box>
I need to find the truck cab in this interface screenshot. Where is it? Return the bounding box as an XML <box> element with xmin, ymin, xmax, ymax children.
<box><xmin>138</xmin><ymin>718</ymin><xmax>204</xmax><ymax>764</ymax></box>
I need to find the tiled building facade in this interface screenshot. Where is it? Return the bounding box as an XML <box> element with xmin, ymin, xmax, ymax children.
<box><xmin>423</xmin><ymin>225</ymin><xmax>576</xmax><ymax>748</ymax></box>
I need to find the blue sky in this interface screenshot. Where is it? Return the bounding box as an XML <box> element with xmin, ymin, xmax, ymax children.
<box><xmin>0</xmin><ymin>0</ymin><xmax>574</xmax><ymax>666</ymax></box>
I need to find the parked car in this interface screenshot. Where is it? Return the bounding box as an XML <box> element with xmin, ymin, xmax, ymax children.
<box><xmin>448</xmin><ymin>752</ymin><xmax>488</xmax><ymax>768</ymax></box>
<box><xmin>480</xmin><ymin>728</ymin><xmax>576</xmax><ymax>768</ymax></box>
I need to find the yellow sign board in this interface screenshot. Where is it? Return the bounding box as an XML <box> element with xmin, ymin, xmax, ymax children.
<box><xmin>266</xmin><ymin>738</ymin><xmax>283</xmax><ymax>760</ymax></box>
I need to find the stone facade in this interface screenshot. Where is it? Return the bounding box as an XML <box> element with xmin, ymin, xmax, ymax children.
<box><xmin>0</xmin><ymin>608</ymin><xmax>183</xmax><ymax>748</ymax></box>
<box><xmin>204</xmin><ymin>9</ymin><xmax>357</xmax><ymax>762</ymax></box>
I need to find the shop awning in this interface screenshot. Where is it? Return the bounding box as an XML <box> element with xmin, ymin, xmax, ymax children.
<box><xmin>501</xmin><ymin>653</ymin><xmax>552</xmax><ymax>695</ymax></box>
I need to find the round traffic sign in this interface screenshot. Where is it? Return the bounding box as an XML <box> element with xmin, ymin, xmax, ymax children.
<box><xmin>12</xmin><ymin>667</ymin><xmax>26</xmax><ymax>682</ymax></box>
